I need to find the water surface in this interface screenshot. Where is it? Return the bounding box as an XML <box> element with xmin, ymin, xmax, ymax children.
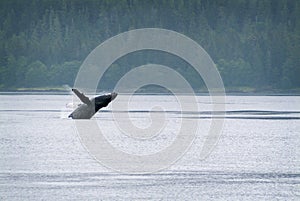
<box><xmin>0</xmin><ymin>94</ymin><xmax>299</xmax><ymax>200</ymax></box>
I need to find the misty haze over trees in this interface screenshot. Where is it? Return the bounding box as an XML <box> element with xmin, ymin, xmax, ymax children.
<box><xmin>0</xmin><ymin>0</ymin><xmax>299</xmax><ymax>92</ymax></box>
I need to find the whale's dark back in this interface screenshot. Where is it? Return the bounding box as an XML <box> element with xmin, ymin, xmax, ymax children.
<box><xmin>94</xmin><ymin>94</ymin><xmax>113</xmax><ymax>112</ymax></box>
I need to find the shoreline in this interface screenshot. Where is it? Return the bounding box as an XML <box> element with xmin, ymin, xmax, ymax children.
<box><xmin>1</xmin><ymin>87</ymin><xmax>300</xmax><ymax>96</ymax></box>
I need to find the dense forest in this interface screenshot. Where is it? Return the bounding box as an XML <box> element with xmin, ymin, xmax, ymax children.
<box><xmin>0</xmin><ymin>0</ymin><xmax>299</xmax><ymax>92</ymax></box>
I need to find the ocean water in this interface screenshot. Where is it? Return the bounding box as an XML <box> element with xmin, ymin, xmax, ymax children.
<box><xmin>0</xmin><ymin>93</ymin><xmax>299</xmax><ymax>200</ymax></box>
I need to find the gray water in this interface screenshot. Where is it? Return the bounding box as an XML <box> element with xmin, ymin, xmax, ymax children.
<box><xmin>0</xmin><ymin>93</ymin><xmax>299</xmax><ymax>200</ymax></box>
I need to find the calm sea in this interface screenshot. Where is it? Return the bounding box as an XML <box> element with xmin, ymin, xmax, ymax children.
<box><xmin>0</xmin><ymin>93</ymin><xmax>299</xmax><ymax>200</ymax></box>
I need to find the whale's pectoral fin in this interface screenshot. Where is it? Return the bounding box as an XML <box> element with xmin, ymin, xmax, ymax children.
<box><xmin>72</xmin><ymin>88</ymin><xmax>91</xmax><ymax>105</ymax></box>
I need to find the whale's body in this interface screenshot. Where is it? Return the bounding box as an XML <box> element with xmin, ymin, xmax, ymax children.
<box><xmin>68</xmin><ymin>89</ymin><xmax>117</xmax><ymax>119</ymax></box>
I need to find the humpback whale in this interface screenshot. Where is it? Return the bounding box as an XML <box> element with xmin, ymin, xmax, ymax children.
<box><xmin>68</xmin><ymin>88</ymin><xmax>117</xmax><ymax>119</ymax></box>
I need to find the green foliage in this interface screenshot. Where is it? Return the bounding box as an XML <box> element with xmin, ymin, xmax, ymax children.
<box><xmin>0</xmin><ymin>0</ymin><xmax>299</xmax><ymax>91</ymax></box>
<box><xmin>49</xmin><ymin>61</ymin><xmax>81</xmax><ymax>86</ymax></box>
<box><xmin>217</xmin><ymin>58</ymin><xmax>253</xmax><ymax>87</ymax></box>
<box><xmin>25</xmin><ymin>61</ymin><xmax>48</xmax><ymax>87</ymax></box>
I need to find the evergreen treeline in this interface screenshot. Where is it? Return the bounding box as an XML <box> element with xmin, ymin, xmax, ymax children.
<box><xmin>0</xmin><ymin>0</ymin><xmax>299</xmax><ymax>91</ymax></box>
